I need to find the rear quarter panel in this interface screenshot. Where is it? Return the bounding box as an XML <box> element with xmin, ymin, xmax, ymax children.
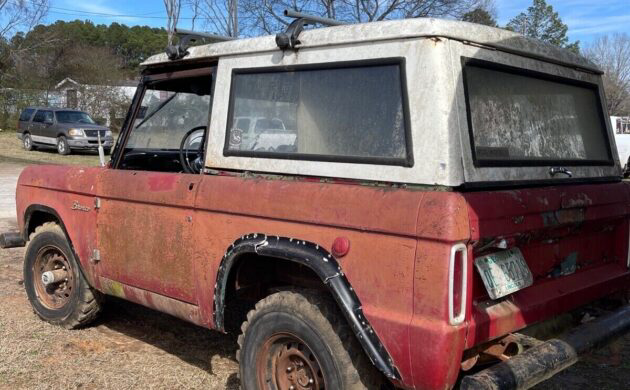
<box><xmin>193</xmin><ymin>175</ymin><xmax>425</xmax><ymax>388</ymax></box>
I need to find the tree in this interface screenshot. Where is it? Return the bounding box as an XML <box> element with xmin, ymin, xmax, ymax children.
<box><xmin>164</xmin><ymin>0</ymin><xmax>182</xmax><ymax>45</ymax></box>
<box><xmin>0</xmin><ymin>0</ymin><xmax>49</xmax><ymax>86</ymax></box>
<box><xmin>584</xmin><ymin>33</ymin><xmax>630</xmax><ymax>116</ymax></box>
<box><xmin>506</xmin><ymin>0</ymin><xmax>579</xmax><ymax>52</ymax></box>
<box><xmin>190</xmin><ymin>0</ymin><xmax>240</xmax><ymax>37</ymax></box>
<box><xmin>199</xmin><ymin>0</ymin><xmax>486</xmax><ymax>37</ymax></box>
<box><xmin>461</xmin><ymin>8</ymin><xmax>497</xmax><ymax>27</ymax></box>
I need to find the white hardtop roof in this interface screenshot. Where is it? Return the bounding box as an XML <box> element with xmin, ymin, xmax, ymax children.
<box><xmin>142</xmin><ymin>18</ymin><xmax>599</xmax><ymax>73</ymax></box>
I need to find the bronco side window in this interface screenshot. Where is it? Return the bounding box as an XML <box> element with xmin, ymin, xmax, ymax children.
<box><xmin>224</xmin><ymin>60</ymin><xmax>412</xmax><ymax>167</ymax></box>
<box><xmin>116</xmin><ymin>69</ymin><xmax>213</xmax><ymax>173</ymax></box>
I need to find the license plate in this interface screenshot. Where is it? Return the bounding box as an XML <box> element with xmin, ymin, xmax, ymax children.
<box><xmin>475</xmin><ymin>248</ymin><xmax>533</xmax><ymax>300</ymax></box>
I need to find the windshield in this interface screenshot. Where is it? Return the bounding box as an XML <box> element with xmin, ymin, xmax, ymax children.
<box><xmin>464</xmin><ymin>60</ymin><xmax>612</xmax><ymax>166</ymax></box>
<box><xmin>55</xmin><ymin>111</ymin><xmax>96</xmax><ymax>124</ymax></box>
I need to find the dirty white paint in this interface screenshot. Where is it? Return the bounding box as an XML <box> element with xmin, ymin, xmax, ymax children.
<box><xmin>140</xmin><ymin>18</ymin><xmax>619</xmax><ymax>186</ymax></box>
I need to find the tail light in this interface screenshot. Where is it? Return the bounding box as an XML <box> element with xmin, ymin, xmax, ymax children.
<box><xmin>449</xmin><ymin>243</ymin><xmax>468</xmax><ymax>325</ymax></box>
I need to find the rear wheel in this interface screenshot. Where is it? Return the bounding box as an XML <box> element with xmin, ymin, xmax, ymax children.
<box><xmin>237</xmin><ymin>290</ymin><xmax>382</xmax><ymax>390</ymax></box>
<box><xmin>56</xmin><ymin>136</ymin><xmax>70</xmax><ymax>155</ymax></box>
<box><xmin>23</xmin><ymin>222</ymin><xmax>102</xmax><ymax>329</ymax></box>
<box><xmin>22</xmin><ymin>133</ymin><xmax>33</xmax><ymax>151</ymax></box>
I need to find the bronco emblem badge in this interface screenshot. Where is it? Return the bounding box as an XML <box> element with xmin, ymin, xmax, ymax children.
<box><xmin>71</xmin><ymin>201</ymin><xmax>90</xmax><ymax>212</ymax></box>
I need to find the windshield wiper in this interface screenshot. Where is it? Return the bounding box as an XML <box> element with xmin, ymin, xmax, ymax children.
<box><xmin>135</xmin><ymin>92</ymin><xmax>178</xmax><ymax>129</ymax></box>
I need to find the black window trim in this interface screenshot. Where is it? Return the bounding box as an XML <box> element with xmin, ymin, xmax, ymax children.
<box><xmin>223</xmin><ymin>58</ymin><xmax>414</xmax><ymax>168</ymax></box>
<box><xmin>461</xmin><ymin>57</ymin><xmax>614</xmax><ymax>168</ymax></box>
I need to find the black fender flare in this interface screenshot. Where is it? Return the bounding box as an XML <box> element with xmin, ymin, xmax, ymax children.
<box><xmin>213</xmin><ymin>233</ymin><xmax>401</xmax><ymax>381</ymax></box>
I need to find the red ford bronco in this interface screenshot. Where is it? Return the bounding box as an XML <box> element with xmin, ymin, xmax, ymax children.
<box><xmin>2</xmin><ymin>13</ymin><xmax>630</xmax><ymax>390</ymax></box>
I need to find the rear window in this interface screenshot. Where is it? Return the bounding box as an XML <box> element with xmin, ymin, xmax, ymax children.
<box><xmin>463</xmin><ymin>59</ymin><xmax>612</xmax><ymax>166</ymax></box>
<box><xmin>19</xmin><ymin>108</ymin><xmax>35</xmax><ymax>122</ymax></box>
<box><xmin>225</xmin><ymin>61</ymin><xmax>411</xmax><ymax>166</ymax></box>
<box><xmin>32</xmin><ymin>110</ymin><xmax>53</xmax><ymax>123</ymax></box>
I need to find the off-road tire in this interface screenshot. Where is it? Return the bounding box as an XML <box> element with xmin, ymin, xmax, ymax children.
<box><xmin>23</xmin><ymin>222</ymin><xmax>102</xmax><ymax>329</ymax></box>
<box><xmin>57</xmin><ymin>136</ymin><xmax>70</xmax><ymax>155</ymax></box>
<box><xmin>237</xmin><ymin>290</ymin><xmax>383</xmax><ymax>390</ymax></box>
<box><xmin>22</xmin><ymin>133</ymin><xmax>34</xmax><ymax>151</ymax></box>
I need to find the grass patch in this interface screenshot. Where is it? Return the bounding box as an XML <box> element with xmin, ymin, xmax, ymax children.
<box><xmin>0</xmin><ymin>130</ymin><xmax>105</xmax><ymax>166</ymax></box>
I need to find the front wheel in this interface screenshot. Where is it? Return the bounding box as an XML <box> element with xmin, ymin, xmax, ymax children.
<box><xmin>23</xmin><ymin>222</ymin><xmax>102</xmax><ymax>329</ymax></box>
<box><xmin>23</xmin><ymin>133</ymin><xmax>34</xmax><ymax>151</ymax></box>
<box><xmin>237</xmin><ymin>290</ymin><xmax>382</xmax><ymax>390</ymax></box>
<box><xmin>57</xmin><ymin>136</ymin><xmax>70</xmax><ymax>155</ymax></box>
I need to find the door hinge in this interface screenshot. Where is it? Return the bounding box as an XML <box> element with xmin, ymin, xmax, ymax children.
<box><xmin>90</xmin><ymin>249</ymin><xmax>101</xmax><ymax>264</ymax></box>
<box><xmin>94</xmin><ymin>197</ymin><xmax>101</xmax><ymax>209</ymax></box>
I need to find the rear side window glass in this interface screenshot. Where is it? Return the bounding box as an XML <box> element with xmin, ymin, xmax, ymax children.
<box><xmin>32</xmin><ymin>110</ymin><xmax>45</xmax><ymax>123</ymax></box>
<box><xmin>464</xmin><ymin>60</ymin><xmax>612</xmax><ymax>166</ymax></box>
<box><xmin>19</xmin><ymin>109</ymin><xmax>35</xmax><ymax>121</ymax></box>
<box><xmin>225</xmin><ymin>62</ymin><xmax>411</xmax><ymax>166</ymax></box>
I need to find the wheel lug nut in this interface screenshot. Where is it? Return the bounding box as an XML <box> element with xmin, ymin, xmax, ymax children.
<box><xmin>309</xmin><ymin>378</ymin><xmax>314</xmax><ymax>384</ymax></box>
<box><xmin>289</xmin><ymin>386</ymin><xmax>295</xmax><ymax>390</ymax></box>
<box><xmin>286</xmin><ymin>366</ymin><xmax>293</xmax><ymax>372</ymax></box>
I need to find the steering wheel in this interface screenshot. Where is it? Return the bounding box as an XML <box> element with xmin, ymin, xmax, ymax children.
<box><xmin>179</xmin><ymin>126</ymin><xmax>207</xmax><ymax>174</ymax></box>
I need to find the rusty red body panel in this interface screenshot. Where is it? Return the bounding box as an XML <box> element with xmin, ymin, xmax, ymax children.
<box><xmin>14</xmin><ymin>164</ymin><xmax>630</xmax><ymax>390</ymax></box>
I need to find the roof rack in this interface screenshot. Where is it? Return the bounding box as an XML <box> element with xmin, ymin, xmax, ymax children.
<box><xmin>276</xmin><ymin>9</ymin><xmax>347</xmax><ymax>50</ymax></box>
<box><xmin>166</xmin><ymin>29</ymin><xmax>235</xmax><ymax>60</ymax></box>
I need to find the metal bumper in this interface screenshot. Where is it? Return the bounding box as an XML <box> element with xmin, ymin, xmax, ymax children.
<box><xmin>461</xmin><ymin>304</ymin><xmax>630</xmax><ymax>390</ymax></box>
<box><xmin>67</xmin><ymin>138</ymin><xmax>114</xmax><ymax>149</ymax></box>
<box><xmin>0</xmin><ymin>232</ymin><xmax>26</xmax><ymax>249</ymax></box>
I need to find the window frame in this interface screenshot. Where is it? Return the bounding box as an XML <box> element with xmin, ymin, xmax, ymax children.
<box><xmin>111</xmin><ymin>65</ymin><xmax>216</xmax><ymax>170</ymax></box>
<box><xmin>462</xmin><ymin>57</ymin><xmax>614</xmax><ymax>168</ymax></box>
<box><xmin>222</xmin><ymin>58</ymin><xmax>414</xmax><ymax>168</ymax></box>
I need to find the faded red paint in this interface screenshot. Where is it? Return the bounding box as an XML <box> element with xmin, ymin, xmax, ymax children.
<box><xmin>14</xmin><ymin>165</ymin><xmax>630</xmax><ymax>390</ymax></box>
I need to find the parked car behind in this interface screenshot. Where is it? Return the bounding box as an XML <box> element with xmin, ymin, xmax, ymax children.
<box><xmin>17</xmin><ymin>107</ymin><xmax>114</xmax><ymax>155</ymax></box>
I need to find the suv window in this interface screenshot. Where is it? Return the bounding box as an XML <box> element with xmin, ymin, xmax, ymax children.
<box><xmin>464</xmin><ymin>60</ymin><xmax>611</xmax><ymax>166</ymax></box>
<box><xmin>225</xmin><ymin>62</ymin><xmax>411</xmax><ymax>166</ymax></box>
<box><xmin>32</xmin><ymin>110</ymin><xmax>53</xmax><ymax>123</ymax></box>
<box><xmin>19</xmin><ymin>108</ymin><xmax>35</xmax><ymax>122</ymax></box>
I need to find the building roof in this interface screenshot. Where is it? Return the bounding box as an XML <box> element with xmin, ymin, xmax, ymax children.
<box><xmin>141</xmin><ymin>18</ymin><xmax>600</xmax><ymax>73</ymax></box>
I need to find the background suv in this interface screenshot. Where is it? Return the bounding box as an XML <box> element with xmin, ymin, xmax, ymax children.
<box><xmin>17</xmin><ymin>107</ymin><xmax>114</xmax><ymax>155</ymax></box>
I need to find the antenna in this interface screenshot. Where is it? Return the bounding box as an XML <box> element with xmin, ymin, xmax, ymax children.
<box><xmin>276</xmin><ymin>9</ymin><xmax>346</xmax><ymax>50</ymax></box>
<box><xmin>166</xmin><ymin>29</ymin><xmax>236</xmax><ymax>60</ymax></box>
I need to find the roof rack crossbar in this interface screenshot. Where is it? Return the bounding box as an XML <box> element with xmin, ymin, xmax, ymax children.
<box><xmin>276</xmin><ymin>9</ymin><xmax>346</xmax><ymax>50</ymax></box>
<box><xmin>166</xmin><ymin>28</ymin><xmax>235</xmax><ymax>61</ymax></box>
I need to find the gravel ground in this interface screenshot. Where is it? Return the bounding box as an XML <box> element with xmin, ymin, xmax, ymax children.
<box><xmin>0</xmin><ymin>160</ymin><xmax>628</xmax><ymax>389</ymax></box>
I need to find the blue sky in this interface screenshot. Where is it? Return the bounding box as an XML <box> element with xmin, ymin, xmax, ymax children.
<box><xmin>43</xmin><ymin>0</ymin><xmax>630</xmax><ymax>44</ymax></box>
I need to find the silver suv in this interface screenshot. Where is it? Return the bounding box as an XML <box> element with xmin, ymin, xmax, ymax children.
<box><xmin>17</xmin><ymin>107</ymin><xmax>114</xmax><ymax>155</ymax></box>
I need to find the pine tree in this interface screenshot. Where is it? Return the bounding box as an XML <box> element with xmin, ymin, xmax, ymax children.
<box><xmin>462</xmin><ymin>8</ymin><xmax>498</xmax><ymax>27</ymax></box>
<box><xmin>507</xmin><ymin>0</ymin><xmax>579</xmax><ymax>53</ymax></box>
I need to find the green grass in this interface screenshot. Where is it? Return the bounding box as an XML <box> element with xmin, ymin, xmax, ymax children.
<box><xmin>0</xmin><ymin>130</ymin><xmax>105</xmax><ymax>166</ymax></box>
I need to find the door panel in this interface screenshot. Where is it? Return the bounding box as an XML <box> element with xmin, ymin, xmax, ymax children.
<box><xmin>96</xmin><ymin>169</ymin><xmax>201</xmax><ymax>303</ymax></box>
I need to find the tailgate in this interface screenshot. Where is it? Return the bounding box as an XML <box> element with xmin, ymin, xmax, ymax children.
<box><xmin>463</xmin><ymin>182</ymin><xmax>630</xmax><ymax>348</ymax></box>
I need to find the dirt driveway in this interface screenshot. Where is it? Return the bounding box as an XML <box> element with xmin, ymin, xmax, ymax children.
<box><xmin>0</xmin><ymin>163</ymin><xmax>628</xmax><ymax>389</ymax></box>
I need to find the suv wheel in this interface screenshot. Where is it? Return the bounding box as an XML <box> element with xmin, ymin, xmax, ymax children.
<box><xmin>23</xmin><ymin>133</ymin><xmax>34</xmax><ymax>151</ymax></box>
<box><xmin>23</xmin><ymin>222</ymin><xmax>102</xmax><ymax>329</ymax></box>
<box><xmin>57</xmin><ymin>136</ymin><xmax>70</xmax><ymax>155</ymax></box>
<box><xmin>237</xmin><ymin>290</ymin><xmax>382</xmax><ymax>390</ymax></box>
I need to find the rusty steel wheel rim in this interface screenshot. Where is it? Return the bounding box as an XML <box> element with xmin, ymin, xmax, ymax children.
<box><xmin>257</xmin><ymin>333</ymin><xmax>326</xmax><ymax>390</ymax></box>
<box><xmin>33</xmin><ymin>245</ymin><xmax>74</xmax><ymax>310</ymax></box>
